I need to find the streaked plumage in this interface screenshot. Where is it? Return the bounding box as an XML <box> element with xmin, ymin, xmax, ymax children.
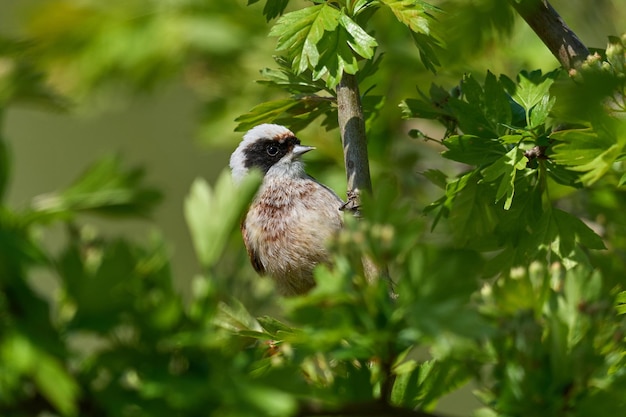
<box><xmin>230</xmin><ymin>124</ymin><xmax>343</xmax><ymax>295</ymax></box>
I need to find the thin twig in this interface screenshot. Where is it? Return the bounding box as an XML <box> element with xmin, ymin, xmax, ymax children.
<box><xmin>509</xmin><ymin>0</ymin><xmax>589</xmax><ymax>70</ymax></box>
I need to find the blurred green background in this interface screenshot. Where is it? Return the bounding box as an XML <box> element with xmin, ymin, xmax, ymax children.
<box><xmin>0</xmin><ymin>1</ymin><xmax>624</xmax><ymax>415</ymax></box>
<box><xmin>2</xmin><ymin>0</ymin><xmax>622</xmax><ymax>299</ymax></box>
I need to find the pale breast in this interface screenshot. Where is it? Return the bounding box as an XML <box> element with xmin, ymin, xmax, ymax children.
<box><xmin>243</xmin><ymin>176</ymin><xmax>343</xmax><ymax>295</ymax></box>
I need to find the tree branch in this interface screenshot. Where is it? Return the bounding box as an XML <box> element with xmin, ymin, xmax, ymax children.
<box><xmin>509</xmin><ymin>0</ymin><xmax>589</xmax><ymax>70</ymax></box>
<box><xmin>336</xmin><ymin>72</ymin><xmax>373</xmax><ymax>198</ymax></box>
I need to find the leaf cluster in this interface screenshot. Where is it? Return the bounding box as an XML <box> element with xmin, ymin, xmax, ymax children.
<box><xmin>2</xmin><ymin>1</ymin><xmax>626</xmax><ymax>417</ymax></box>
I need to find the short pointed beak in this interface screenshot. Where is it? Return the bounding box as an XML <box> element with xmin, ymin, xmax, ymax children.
<box><xmin>292</xmin><ymin>144</ymin><xmax>315</xmax><ymax>157</ymax></box>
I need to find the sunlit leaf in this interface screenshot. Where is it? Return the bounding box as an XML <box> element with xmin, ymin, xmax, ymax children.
<box><xmin>381</xmin><ymin>0</ymin><xmax>442</xmax><ymax>71</ymax></box>
<box><xmin>270</xmin><ymin>4</ymin><xmax>341</xmax><ymax>74</ymax></box>
<box><xmin>184</xmin><ymin>170</ymin><xmax>261</xmax><ymax>268</ymax></box>
<box><xmin>550</xmin><ymin>127</ymin><xmax>626</xmax><ymax>185</ymax></box>
<box><xmin>505</xmin><ymin>69</ymin><xmax>559</xmax><ymax>114</ymax></box>
<box><xmin>270</xmin><ymin>4</ymin><xmax>377</xmax><ymax>88</ymax></box>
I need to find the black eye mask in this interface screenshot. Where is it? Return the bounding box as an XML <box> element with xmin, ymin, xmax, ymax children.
<box><xmin>243</xmin><ymin>136</ymin><xmax>301</xmax><ymax>174</ymax></box>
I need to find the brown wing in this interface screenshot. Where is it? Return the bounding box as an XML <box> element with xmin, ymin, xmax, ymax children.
<box><xmin>241</xmin><ymin>220</ymin><xmax>265</xmax><ymax>275</ymax></box>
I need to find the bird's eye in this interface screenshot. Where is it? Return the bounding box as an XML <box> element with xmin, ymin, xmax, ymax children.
<box><xmin>266</xmin><ymin>145</ymin><xmax>280</xmax><ymax>156</ymax></box>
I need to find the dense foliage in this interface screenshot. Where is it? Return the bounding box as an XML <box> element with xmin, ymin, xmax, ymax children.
<box><xmin>1</xmin><ymin>1</ymin><xmax>625</xmax><ymax>416</ymax></box>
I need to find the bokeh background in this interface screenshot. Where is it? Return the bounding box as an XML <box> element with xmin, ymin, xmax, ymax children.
<box><xmin>0</xmin><ymin>1</ymin><xmax>624</xmax><ymax>413</ymax></box>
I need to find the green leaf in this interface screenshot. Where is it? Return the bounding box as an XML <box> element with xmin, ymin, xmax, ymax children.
<box><xmin>234</xmin><ymin>99</ymin><xmax>301</xmax><ymax>131</ymax></box>
<box><xmin>214</xmin><ymin>299</ymin><xmax>263</xmax><ymax>333</ymax></box>
<box><xmin>248</xmin><ymin>0</ymin><xmax>290</xmax><ymax>21</ymax></box>
<box><xmin>270</xmin><ymin>4</ymin><xmax>341</xmax><ymax>74</ymax></box>
<box><xmin>481</xmin><ymin>146</ymin><xmax>527</xmax><ymax>210</ymax></box>
<box><xmin>443</xmin><ymin>135</ymin><xmax>508</xmax><ymax>166</ymax></box>
<box><xmin>397</xmin><ymin>246</ymin><xmax>487</xmax><ymax>339</ymax></box>
<box><xmin>446</xmin><ymin>174</ymin><xmax>500</xmax><ymax>244</ymax></box>
<box><xmin>314</xmin><ymin>12</ymin><xmax>378</xmax><ymax>87</ymax></box>
<box><xmin>0</xmin><ymin>36</ymin><xmax>68</xmax><ymax>110</ymax></box>
<box><xmin>184</xmin><ymin>170</ymin><xmax>261</xmax><ymax>268</ymax></box>
<box><xmin>31</xmin><ymin>155</ymin><xmax>162</xmax><ymax>218</ymax></box>
<box><xmin>400</xmin><ymin>83</ymin><xmax>454</xmax><ymax>121</ymax></box>
<box><xmin>506</xmin><ymin>69</ymin><xmax>559</xmax><ymax>113</ymax></box>
<box><xmin>381</xmin><ymin>0</ymin><xmax>441</xmax><ymax>72</ymax></box>
<box><xmin>258</xmin><ymin>55</ymin><xmax>331</xmax><ymax>94</ymax></box>
<box><xmin>34</xmin><ymin>352</ymin><xmax>80</xmax><ymax>416</ymax></box>
<box><xmin>58</xmin><ymin>238</ymin><xmax>172</xmax><ymax>331</ymax></box>
<box><xmin>552</xmin><ymin>208</ymin><xmax>606</xmax><ymax>253</ymax></box>
<box><xmin>314</xmin><ymin>19</ymin><xmax>361</xmax><ymax>86</ymax></box>
<box><xmin>270</xmin><ymin>5</ymin><xmax>377</xmax><ymax>88</ymax></box>
<box><xmin>235</xmin><ymin>96</ymin><xmax>336</xmax><ymax>132</ymax></box>
<box><xmin>484</xmin><ymin>71</ymin><xmax>513</xmax><ymax>134</ymax></box>
<box><xmin>338</xmin><ymin>13</ymin><xmax>376</xmax><ymax>60</ymax></box>
<box><xmin>529</xmin><ymin>94</ymin><xmax>556</xmax><ymax>128</ymax></box>
<box><xmin>422</xmin><ymin>169</ymin><xmax>448</xmax><ymax>189</ymax></box>
<box><xmin>1</xmin><ymin>332</ymin><xmax>79</xmax><ymax>416</ymax></box>
<box><xmin>382</xmin><ymin>0</ymin><xmax>437</xmax><ymax>34</ymax></box>
<box><xmin>550</xmin><ymin>127</ymin><xmax>626</xmax><ymax>185</ymax></box>
<box><xmin>413</xmin><ymin>359</ymin><xmax>472</xmax><ymax>410</ymax></box>
<box><xmin>617</xmin><ymin>291</ymin><xmax>626</xmax><ymax>315</ymax></box>
<box><xmin>241</xmin><ymin>383</ymin><xmax>298</xmax><ymax>416</ymax></box>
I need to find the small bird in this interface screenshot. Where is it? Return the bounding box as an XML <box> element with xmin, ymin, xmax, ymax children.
<box><xmin>230</xmin><ymin>124</ymin><xmax>344</xmax><ymax>295</ymax></box>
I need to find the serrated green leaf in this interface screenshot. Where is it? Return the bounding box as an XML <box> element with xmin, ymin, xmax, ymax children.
<box><xmin>508</xmin><ymin>69</ymin><xmax>559</xmax><ymax>113</ymax></box>
<box><xmin>270</xmin><ymin>4</ymin><xmax>341</xmax><ymax>74</ymax></box>
<box><xmin>552</xmin><ymin>208</ymin><xmax>606</xmax><ymax>252</ymax></box>
<box><xmin>529</xmin><ymin>94</ymin><xmax>555</xmax><ymax>128</ymax></box>
<box><xmin>413</xmin><ymin>359</ymin><xmax>472</xmax><ymax>410</ymax></box>
<box><xmin>443</xmin><ymin>135</ymin><xmax>508</xmax><ymax>166</ymax></box>
<box><xmin>447</xmin><ymin>174</ymin><xmax>499</xmax><ymax>243</ymax></box>
<box><xmin>314</xmin><ymin>20</ymin><xmax>361</xmax><ymax>86</ymax></box>
<box><xmin>259</xmin><ymin>56</ymin><xmax>331</xmax><ymax>94</ymax></box>
<box><xmin>550</xmin><ymin>127</ymin><xmax>626</xmax><ymax>185</ymax></box>
<box><xmin>460</xmin><ymin>73</ymin><xmax>483</xmax><ymax>106</ymax></box>
<box><xmin>257</xmin><ymin>315</ymin><xmax>297</xmax><ymax>338</ymax></box>
<box><xmin>444</xmin><ymin>72</ymin><xmax>513</xmax><ymax>137</ymax></box>
<box><xmin>235</xmin><ymin>96</ymin><xmax>336</xmax><ymax>132</ymax></box>
<box><xmin>315</xmin><ymin>12</ymin><xmax>377</xmax><ymax>87</ymax></box>
<box><xmin>481</xmin><ymin>147</ymin><xmax>527</xmax><ymax>210</ymax></box>
<box><xmin>382</xmin><ymin>0</ymin><xmax>441</xmax><ymax>71</ymax></box>
<box><xmin>338</xmin><ymin>13</ymin><xmax>377</xmax><ymax>60</ymax></box>
<box><xmin>391</xmin><ymin>364</ymin><xmax>421</xmax><ymax>407</ymax></box>
<box><xmin>214</xmin><ymin>299</ymin><xmax>263</xmax><ymax>333</ymax></box>
<box><xmin>270</xmin><ymin>5</ymin><xmax>376</xmax><ymax>88</ymax></box>
<box><xmin>382</xmin><ymin>0</ymin><xmax>437</xmax><ymax>34</ymax></box>
<box><xmin>422</xmin><ymin>169</ymin><xmax>448</xmax><ymax>189</ymax></box>
<box><xmin>484</xmin><ymin>71</ymin><xmax>512</xmax><ymax>134</ymax></box>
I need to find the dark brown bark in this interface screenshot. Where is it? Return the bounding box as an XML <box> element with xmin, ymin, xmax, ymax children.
<box><xmin>509</xmin><ymin>0</ymin><xmax>589</xmax><ymax>70</ymax></box>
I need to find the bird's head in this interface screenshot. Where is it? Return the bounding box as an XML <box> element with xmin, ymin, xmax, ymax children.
<box><xmin>230</xmin><ymin>124</ymin><xmax>314</xmax><ymax>183</ymax></box>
